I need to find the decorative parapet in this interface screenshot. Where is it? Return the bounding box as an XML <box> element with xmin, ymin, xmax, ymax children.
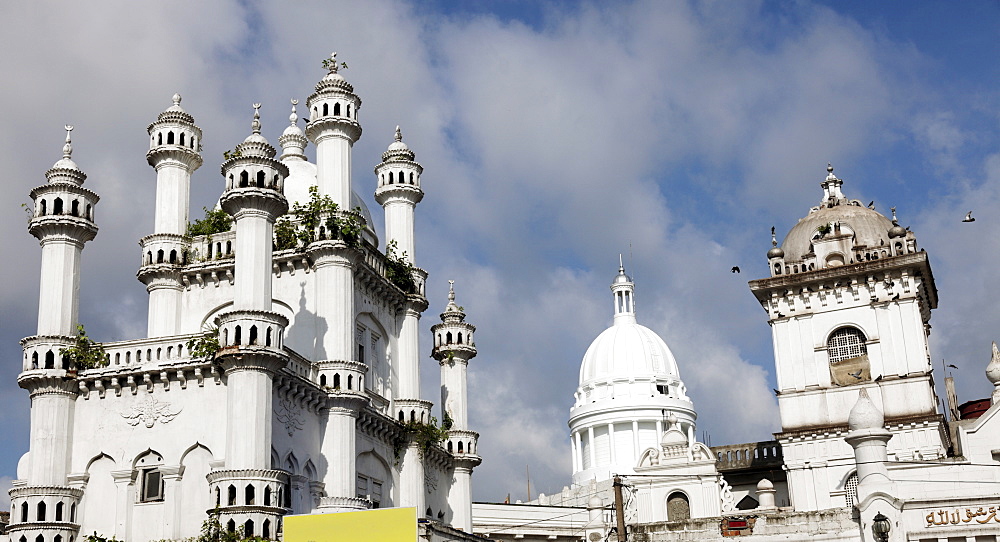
<box><xmin>711</xmin><ymin>441</ymin><xmax>783</xmax><ymax>472</ymax></box>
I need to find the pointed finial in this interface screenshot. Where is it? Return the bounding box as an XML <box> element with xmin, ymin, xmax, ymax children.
<box><xmin>63</xmin><ymin>125</ymin><xmax>74</xmax><ymax>158</ymax></box>
<box><xmin>251</xmin><ymin>103</ymin><xmax>262</xmax><ymax>134</ymax></box>
<box><xmin>172</xmin><ymin>93</ymin><xmax>182</xmax><ymax>106</ymax></box>
<box><xmin>826</xmin><ymin>163</ymin><xmax>838</xmax><ymax>181</ymax></box>
<box><xmin>289</xmin><ymin>99</ymin><xmax>299</xmax><ymax>125</ymax></box>
<box><xmin>771</xmin><ymin>226</ymin><xmax>777</xmax><ymax>247</ymax></box>
<box><xmin>619</xmin><ymin>254</ymin><xmax>625</xmax><ymax>273</ymax></box>
<box><xmin>327</xmin><ymin>51</ymin><xmax>339</xmax><ymax>73</ymax></box>
<box><xmin>891</xmin><ymin>206</ymin><xmax>898</xmax><ymax>223</ymax></box>
<box><xmin>395</xmin><ymin>125</ymin><xmax>402</xmax><ymax>142</ymax></box>
<box><xmin>448</xmin><ymin>280</ymin><xmax>456</xmax><ymax>302</ymax></box>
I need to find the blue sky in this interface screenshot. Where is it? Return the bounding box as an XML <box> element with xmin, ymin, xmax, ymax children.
<box><xmin>0</xmin><ymin>0</ymin><xmax>998</xmax><ymax>507</ymax></box>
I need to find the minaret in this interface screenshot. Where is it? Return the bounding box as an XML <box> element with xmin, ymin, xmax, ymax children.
<box><xmin>431</xmin><ymin>282</ymin><xmax>481</xmax><ymax>531</ymax></box>
<box><xmin>207</xmin><ymin>104</ymin><xmax>290</xmax><ymax>536</ymax></box>
<box><xmin>13</xmin><ymin>126</ymin><xmax>99</xmax><ymax>542</ymax></box>
<box><xmin>139</xmin><ymin>94</ymin><xmax>203</xmax><ymax>337</ymax></box>
<box><xmin>374</xmin><ymin>126</ymin><xmax>423</xmax><ymax>262</ymax></box>
<box><xmin>305</xmin><ymin>52</ymin><xmax>362</xmax><ymax>207</ymax></box>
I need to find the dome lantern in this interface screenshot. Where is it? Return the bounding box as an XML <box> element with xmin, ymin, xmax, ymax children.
<box><xmin>611</xmin><ymin>255</ymin><xmax>637</xmax><ymax>326</ymax></box>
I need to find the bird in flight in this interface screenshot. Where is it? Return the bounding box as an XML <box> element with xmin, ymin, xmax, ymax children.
<box><xmin>731</xmin><ymin>266</ymin><xmax>741</xmax><ymax>273</ymax></box>
<box><xmin>963</xmin><ymin>211</ymin><xmax>976</xmax><ymax>223</ymax></box>
<box><xmin>947</xmin><ymin>364</ymin><xmax>958</xmax><ymax>369</ymax></box>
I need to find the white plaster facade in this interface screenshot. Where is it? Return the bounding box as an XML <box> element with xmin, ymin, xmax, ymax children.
<box><xmin>9</xmin><ymin>55</ymin><xmax>481</xmax><ymax>542</ymax></box>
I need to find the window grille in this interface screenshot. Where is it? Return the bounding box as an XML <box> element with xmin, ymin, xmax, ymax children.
<box><xmin>828</xmin><ymin>327</ymin><xmax>867</xmax><ymax>364</ymax></box>
<box><xmin>844</xmin><ymin>472</ymin><xmax>859</xmax><ymax>507</ymax></box>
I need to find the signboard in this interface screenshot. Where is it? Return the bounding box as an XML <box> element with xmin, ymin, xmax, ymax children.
<box><xmin>285</xmin><ymin>507</ymin><xmax>417</xmax><ymax>542</ymax></box>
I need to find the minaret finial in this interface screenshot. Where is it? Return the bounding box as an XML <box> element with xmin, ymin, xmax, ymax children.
<box><xmin>891</xmin><ymin>206</ymin><xmax>898</xmax><ymax>223</ymax></box>
<box><xmin>395</xmin><ymin>125</ymin><xmax>402</xmax><ymax>142</ymax></box>
<box><xmin>289</xmin><ymin>99</ymin><xmax>299</xmax><ymax>126</ymax></box>
<box><xmin>327</xmin><ymin>51</ymin><xmax>339</xmax><ymax>73</ymax></box>
<box><xmin>172</xmin><ymin>93</ymin><xmax>182</xmax><ymax>106</ymax></box>
<box><xmin>62</xmin><ymin>125</ymin><xmax>74</xmax><ymax>159</ymax></box>
<box><xmin>619</xmin><ymin>254</ymin><xmax>624</xmax><ymax>273</ymax></box>
<box><xmin>251</xmin><ymin>103</ymin><xmax>262</xmax><ymax>134</ymax></box>
<box><xmin>448</xmin><ymin>279</ymin><xmax>456</xmax><ymax>302</ymax></box>
<box><xmin>771</xmin><ymin>226</ymin><xmax>778</xmax><ymax>247</ymax></box>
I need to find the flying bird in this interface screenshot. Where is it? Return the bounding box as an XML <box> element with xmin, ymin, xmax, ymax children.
<box><xmin>963</xmin><ymin>211</ymin><xmax>976</xmax><ymax>223</ymax></box>
<box><xmin>848</xmin><ymin>369</ymin><xmax>863</xmax><ymax>379</ymax></box>
<box><xmin>731</xmin><ymin>266</ymin><xmax>741</xmax><ymax>274</ymax></box>
<box><xmin>868</xmin><ymin>201</ymin><xmax>875</xmax><ymax>209</ymax></box>
<box><xmin>947</xmin><ymin>364</ymin><xmax>958</xmax><ymax>369</ymax></box>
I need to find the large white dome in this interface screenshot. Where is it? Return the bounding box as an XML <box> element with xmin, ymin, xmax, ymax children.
<box><xmin>579</xmin><ymin>322</ymin><xmax>680</xmax><ymax>386</ymax></box>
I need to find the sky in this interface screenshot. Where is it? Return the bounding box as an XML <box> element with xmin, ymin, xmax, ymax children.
<box><xmin>1</xmin><ymin>0</ymin><xmax>999</xmax><ymax>509</ymax></box>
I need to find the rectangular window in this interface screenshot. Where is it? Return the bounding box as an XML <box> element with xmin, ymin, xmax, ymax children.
<box><xmin>141</xmin><ymin>469</ymin><xmax>164</xmax><ymax>502</ymax></box>
<box><xmin>356</xmin><ymin>474</ymin><xmax>368</xmax><ymax>500</ymax></box>
<box><xmin>372</xmin><ymin>481</ymin><xmax>382</xmax><ymax>509</ymax></box>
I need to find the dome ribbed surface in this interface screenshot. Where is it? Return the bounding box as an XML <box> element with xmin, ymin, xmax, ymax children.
<box><xmin>782</xmin><ymin>205</ymin><xmax>894</xmax><ymax>262</ymax></box>
<box><xmin>579</xmin><ymin>323</ymin><xmax>680</xmax><ymax>385</ymax></box>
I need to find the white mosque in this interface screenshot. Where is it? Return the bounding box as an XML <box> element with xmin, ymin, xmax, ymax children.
<box><xmin>7</xmin><ymin>54</ymin><xmax>483</xmax><ymax>542</ymax></box>
<box><xmin>473</xmin><ymin>166</ymin><xmax>1000</xmax><ymax>542</ymax></box>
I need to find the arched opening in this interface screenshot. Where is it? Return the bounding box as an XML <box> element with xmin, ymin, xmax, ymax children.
<box><xmin>169</xmin><ymin>250</ymin><xmax>177</xmax><ymax>263</ymax></box>
<box><xmin>55</xmin><ymin>501</ymin><xmax>63</xmax><ymax>521</ymax></box>
<box><xmin>167</xmin><ymin>132</ymin><xmax>175</xmax><ymax>144</ymax></box>
<box><xmin>228</xmin><ymin>484</ymin><xmax>237</xmax><ymax>506</ymax></box>
<box><xmin>54</xmin><ymin>536</ymin><xmax>62</xmax><ymax>542</ymax></box>
<box><xmin>410</xmin><ymin>410</ymin><xmax>416</xmax><ymax>423</ymax></box>
<box><xmin>388</xmin><ymin>171</ymin><xmax>394</xmax><ymax>184</ymax></box>
<box><xmin>447</xmin><ymin>441</ymin><xmax>453</xmax><ymax>453</ymax></box>
<box><xmin>86</xmin><ymin>204</ymin><xmax>92</xmax><ymax>219</ymax></box>
<box><xmin>71</xmin><ymin>200</ymin><xmax>79</xmax><ymax>216</ymax></box>
<box><xmin>20</xmin><ymin>501</ymin><xmax>28</xmax><ymax>522</ymax></box>
<box><xmin>245</xmin><ymin>484</ymin><xmax>255</xmax><ymax>505</ymax></box>
<box><xmin>39</xmin><ymin>199</ymin><xmax>46</xmax><ymax>215</ymax></box>
<box><xmin>45</xmin><ymin>351</ymin><xmax>54</xmax><ymax>369</ymax></box>
<box><xmin>240</xmin><ymin>170</ymin><xmax>249</xmax><ymax>187</ymax></box>
<box><xmin>226</xmin><ymin>241</ymin><xmax>231</xmax><ymax>254</ymax></box>
<box><xmin>31</xmin><ymin>352</ymin><xmax>38</xmax><ymax>369</ymax></box>
<box><xmin>264</xmin><ymin>485</ymin><xmax>272</xmax><ymax>506</ymax></box>
<box><xmin>322</xmin><ymin>103</ymin><xmax>328</xmax><ymax>116</ymax></box>
<box><xmin>457</xmin><ymin>441</ymin><xmax>464</xmax><ymax>453</ymax></box>
<box><xmin>37</xmin><ymin>501</ymin><xmax>46</xmax><ymax>521</ymax></box>
<box><xmin>333</xmin><ymin>103</ymin><xmax>341</xmax><ymax>116</ymax></box>
<box><xmin>179</xmin><ymin>133</ymin><xmax>185</xmax><ymax>146</ymax></box>
<box><xmin>234</xmin><ymin>326</ymin><xmax>242</xmax><ymax>345</ymax></box>
<box><xmin>333</xmin><ymin>373</ymin><xmax>341</xmax><ymax>388</ymax></box>
<box><xmin>244</xmin><ymin>520</ymin><xmax>254</xmax><ymax>537</ymax></box>
<box><xmin>157</xmin><ymin>249</ymin><xmax>164</xmax><ymax>263</ymax></box>
<box><xmin>347</xmin><ymin>374</ymin><xmax>353</xmax><ymax>390</ymax></box>
<box><xmin>666</xmin><ymin>492</ymin><xmax>690</xmax><ymax>521</ymax></box>
<box><xmin>844</xmin><ymin>472</ymin><xmax>859</xmax><ymax>507</ymax></box>
<box><xmin>70</xmin><ymin>502</ymin><xmax>76</xmax><ymax>522</ymax></box>
<box><xmin>227</xmin><ymin>519</ymin><xmax>236</xmax><ymax>533</ymax></box>
<box><xmin>249</xmin><ymin>325</ymin><xmax>258</xmax><ymax>345</ymax></box>
<box><xmin>263</xmin><ymin>519</ymin><xmax>271</xmax><ymax>539</ymax></box>
<box><xmin>347</xmin><ymin>104</ymin><xmax>351</xmax><ymax>117</ymax></box>
<box><xmin>457</xmin><ymin>332</ymin><xmax>463</xmax><ymax>344</ymax></box>
<box><xmin>266</xmin><ymin>327</ymin><xmax>273</xmax><ymax>347</ymax></box>
<box><xmin>216</xmin><ymin>487</ymin><xmax>220</xmax><ymax>505</ymax></box>
<box><xmin>257</xmin><ymin>170</ymin><xmax>266</xmax><ymax>187</ymax></box>
<box><xmin>426</xmin><ymin>508</ymin><xmax>433</xmax><ymax>518</ymax></box>
<box><xmin>320</xmin><ymin>374</ymin><xmax>327</xmax><ymax>386</ymax></box>
<box><xmin>398</xmin><ymin>411</ymin><xmax>404</xmax><ymax>422</ymax></box>
<box><xmin>446</xmin><ymin>332</ymin><xmax>453</xmax><ymax>344</ymax></box>
<box><xmin>410</xmin><ymin>172</ymin><xmax>415</xmax><ymax>184</ymax></box>
<box><xmin>54</xmin><ymin>198</ymin><xmax>63</xmax><ymax>215</ymax></box>
<box><xmin>157</xmin><ymin>133</ymin><xmax>163</xmax><ymax>145</ymax></box>
<box><xmin>36</xmin><ymin>535</ymin><xmax>44</xmax><ymax>542</ymax></box>
<box><xmin>222</xmin><ymin>328</ymin><xmax>229</xmax><ymax>346</ymax></box>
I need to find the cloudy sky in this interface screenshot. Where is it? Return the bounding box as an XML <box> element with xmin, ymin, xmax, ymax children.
<box><xmin>1</xmin><ymin>0</ymin><xmax>999</xmax><ymax>507</ymax></box>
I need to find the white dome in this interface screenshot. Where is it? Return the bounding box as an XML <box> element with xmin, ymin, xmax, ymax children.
<box><xmin>579</xmin><ymin>322</ymin><xmax>680</xmax><ymax>385</ymax></box>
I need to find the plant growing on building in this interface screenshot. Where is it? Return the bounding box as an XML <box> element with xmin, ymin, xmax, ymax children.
<box><xmin>816</xmin><ymin>223</ymin><xmax>832</xmax><ymax>236</ymax></box>
<box><xmin>194</xmin><ymin>507</ymin><xmax>270</xmax><ymax>542</ymax></box>
<box><xmin>273</xmin><ymin>217</ymin><xmax>299</xmax><ymax>251</ymax></box>
<box><xmin>187</xmin><ymin>207</ymin><xmax>233</xmax><ymax>237</ymax></box>
<box><xmin>85</xmin><ymin>532</ymin><xmax>122</xmax><ymax>542</ymax></box>
<box><xmin>186</xmin><ymin>326</ymin><xmax>220</xmax><ymax>361</ymax></box>
<box><xmin>393</xmin><ymin>416</ymin><xmax>449</xmax><ymax>463</ymax></box>
<box><xmin>61</xmin><ymin>324</ymin><xmax>108</xmax><ymax>371</ymax></box>
<box><xmin>384</xmin><ymin>240</ymin><xmax>416</xmax><ymax>294</ymax></box>
<box><xmin>288</xmin><ymin>186</ymin><xmax>363</xmax><ymax>248</ymax></box>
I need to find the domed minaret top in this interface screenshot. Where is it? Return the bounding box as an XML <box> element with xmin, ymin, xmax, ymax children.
<box><xmin>45</xmin><ymin>125</ymin><xmax>87</xmax><ymax>185</ymax></box>
<box><xmin>279</xmin><ymin>98</ymin><xmax>307</xmax><ymax>161</ymax></box>
<box><xmin>431</xmin><ymin>281</ymin><xmax>477</xmax><ymax>359</ymax></box>
<box><xmin>611</xmin><ymin>255</ymin><xmax>637</xmax><ymax>325</ymax></box>
<box><xmin>375</xmin><ymin>126</ymin><xmax>423</xmax><ymax>193</ymax></box>
<box><xmin>146</xmin><ymin>93</ymin><xmax>203</xmax><ymax>170</ymax></box>
<box><xmin>305</xmin><ymin>51</ymin><xmax>362</xmax><ymax>142</ymax></box>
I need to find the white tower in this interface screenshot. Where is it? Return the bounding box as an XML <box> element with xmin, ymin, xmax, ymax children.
<box><xmin>374</xmin><ymin>126</ymin><xmax>423</xmax><ymax>263</ymax></box>
<box><xmin>208</xmin><ymin>104</ymin><xmax>291</xmax><ymax>536</ymax></box>
<box><xmin>13</xmin><ymin>126</ymin><xmax>99</xmax><ymax>542</ymax></box>
<box><xmin>750</xmin><ymin>165</ymin><xmax>946</xmax><ymax>511</ymax></box>
<box><xmin>569</xmin><ymin>261</ymin><xmax>696</xmax><ymax>485</ymax></box>
<box><xmin>431</xmin><ymin>282</ymin><xmax>482</xmax><ymax>532</ymax></box>
<box><xmin>139</xmin><ymin>94</ymin><xmax>204</xmax><ymax>337</ymax></box>
<box><xmin>305</xmin><ymin>52</ymin><xmax>362</xmax><ymax>208</ymax></box>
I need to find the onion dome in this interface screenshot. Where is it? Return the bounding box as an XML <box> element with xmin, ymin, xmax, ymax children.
<box><xmin>279</xmin><ymin>99</ymin><xmax>308</xmax><ymax>161</ymax></box>
<box><xmin>779</xmin><ymin>165</ymin><xmax>894</xmax><ymax>262</ymax></box>
<box><xmin>767</xmin><ymin>226</ymin><xmax>784</xmax><ymax>259</ymax></box>
<box><xmin>848</xmin><ymin>388</ymin><xmax>884</xmax><ymax>431</ymax></box>
<box><xmin>888</xmin><ymin>207</ymin><xmax>906</xmax><ymax>238</ymax></box>
<box><xmin>46</xmin><ymin>125</ymin><xmax>86</xmax><ymax>185</ymax></box>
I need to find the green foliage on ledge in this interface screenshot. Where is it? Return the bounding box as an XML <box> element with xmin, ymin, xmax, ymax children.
<box><xmin>187</xmin><ymin>207</ymin><xmax>232</xmax><ymax>237</ymax></box>
<box><xmin>394</xmin><ymin>416</ymin><xmax>449</xmax><ymax>463</ymax></box>
<box><xmin>384</xmin><ymin>240</ymin><xmax>417</xmax><ymax>294</ymax></box>
<box><xmin>186</xmin><ymin>327</ymin><xmax>220</xmax><ymax>361</ymax></box>
<box><xmin>61</xmin><ymin>324</ymin><xmax>108</xmax><ymax>371</ymax></box>
<box><xmin>282</xmin><ymin>186</ymin><xmax>363</xmax><ymax>249</ymax></box>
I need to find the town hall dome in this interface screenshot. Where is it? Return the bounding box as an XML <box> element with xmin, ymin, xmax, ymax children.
<box><xmin>579</xmin><ymin>320</ymin><xmax>680</xmax><ymax>385</ymax></box>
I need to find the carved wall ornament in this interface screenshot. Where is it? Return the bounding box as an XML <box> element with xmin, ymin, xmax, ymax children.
<box><xmin>275</xmin><ymin>395</ymin><xmax>304</xmax><ymax>436</ymax></box>
<box><xmin>121</xmin><ymin>397</ymin><xmax>182</xmax><ymax>428</ymax></box>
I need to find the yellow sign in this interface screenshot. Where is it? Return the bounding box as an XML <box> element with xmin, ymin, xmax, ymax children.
<box><xmin>925</xmin><ymin>506</ymin><xmax>1000</xmax><ymax>526</ymax></box>
<box><xmin>285</xmin><ymin>507</ymin><xmax>417</xmax><ymax>542</ymax></box>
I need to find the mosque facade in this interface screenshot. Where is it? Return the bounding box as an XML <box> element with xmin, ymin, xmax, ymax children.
<box><xmin>7</xmin><ymin>55</ymin><xmax>482</xmax><ymax>542</ymax></box>
<box><xmin>473</xmin><ymin>166</ymin><xmax>1000</xmax><ymax>542</ymax></box>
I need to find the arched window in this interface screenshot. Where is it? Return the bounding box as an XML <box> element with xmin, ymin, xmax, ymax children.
<box><xmin>333</xmin><ymin>373</ymin><xmax>341</xmax><ymax>389</ymax></box>
<box><xmin>37</xmin><ymin>501</ymin><xmax>46</xmax><ymax>521</ymax></box>
<box><xmin>40</xmin><ymin>199</ymin><xmax>46</xmax><ymax>215</ymax></box>
<box><xmin>55</xmin><ymin>501</ymin><xmax>63</xmax><ymax>521</ymax></box>
<box><xmin>244</xmin><ymin>520</ymin><xmax>254</xmax><ymax>537</ymax></box>
<box><xmin>266</xmin><ymin>327</ymin><xmax>273</xmax><ymax>347</ymax></box>
<box><xmin>249</xmin><ymin>326</ymin><xmax>258</xmax><ymax>345</ymax></box>
<box><xmin>388</xmin><ymin>171</ymin><xmax>394</xmax><ymax>184</ymax></box>
<box><xmin>70</xmin><ymin>502</ymin><xmax>76</xmax><ymax>522</ymax></box>
<box><xmin>234</xmin><ymin>326</ymin><xmax>242</xmax><ymax>345</ymax></box>
<box><xmin>216</xmin><ymin>487</ymin><xmax>221</xmax><ymax>505</ymax></box>
<box><xmin>54</xmin><ymin>198</ymin><xmax>63</xmax><ymax>215</ymax></box>
<box><xmin>457</xmin><ymin>332</ymin><xmax>463</xmax><ymax>344</ymax></box>
<box><xmin>45</xmin><ymin>351</ymin><xmax>54</xmax><ymax>369</ymax></box>
<box><xmin>347</xmin><ymin>374</ymin><xmax>353</xmax><ymax>390</ymax></box>
<box><xmin>322</xmin><ymin>103</ymin><xmax>328</xmax><ymax>116</ymax></box>
<box><xmin>410</xmin><ymin>172</ymin><xmax>414</xmax><ymax>184</ymax></box>
<box><xmin>264</xmin><ymin>485</ymin><xmax>272</xmax><ymax>506</ymax></box>
<box><xmin>71</xmin><ymin>200</ymin><xmax>79</xmax><ymax>216</ymax></box>
<box><xmin>31</xmin><ymin>352</ymin><xmax>38</xmax><ymax>369</ymax></box>
<box><xmin>20</xmin><ymin>501</ymin><xmax>28</xmax><ymax>522</ymax></box>
<box><xmin>398</xmin><ymin>411</ymin><xmax>404</xmax><ymax>422</ymax></box>
<box><xmin>457</xmin><ymin>441</ymin><xmax>463</xmax><ymax>453</ymax></box>
<box><xmin>446</xmin><ymin>332</ymin><xmax>453</xmax><ymax>344</ymax></box>
<box><xmin>167</xmin><ymin>132</ymin><xmax>174</xmax><ymax>144</ymax></box>
<box><xmin>179</xmin><ymin>133</ymin><xmax>185</xmax><ymax>146</ymax></box>
<box><xmin>827</xmin><ymin>327</ymin><xmax>868</xmax><ymax>364</ymax></box>
<box><xmin>245</xmin><ymin>484</ymin><xmax>255</xmax><ymax>505</ymax></box>
<box><xmin>228</xmin><ymin>485</ymin><xmax>237</xmax><ymax>506</ymax></box>
<box><xmin>36</xmin><ymin>535</ymin><xmax>44</xmax><ymax>542</ymax></box>
<box><xmin>257</xmin><ymin>170</ymin><xmax>265</xmax><ymax>187</ymax></box>
<box><xmin>157</xmin><ymin>133</ymin><xmax>163</xmax><ymax>145</ymax></box>
<box><xmin>169</xmin><ymin>250</ymin><xmax>177</xmax><ymax>263</ymax></box>
<box><xmin>320</xmin><ymin>374</ymin><xmax>327</xmax><ymax>386</ymax></box>
<box><xmin>333</xmin><ymin>103</ymin><xmax>341</xmax><ymax>116</ymax></box>
<box><xmin>226</xmin><ymin>241</ymin><xmax>232</xmax><ymax>254</ymax></box>
<box><xmin>263</xmin><ymin>519</ymin><xmax>271</xmax><ymax>539</ymax></box>
<box><xmin>227</xmin><ymin>519</ymin><xmax>236</xmax><ymax>533</ymax></box>
<box><xmin>844</xmin><ymin>472</ymin><xmax>859</xmax><ymax>506</ymax></box>
<box><xmin>240</xmin><ymin>171</ymin><xmax>249</xmax><ymax>187</ymax></box>
<box><xmin>157</xmin><ymin>249</ymin><xmax>164</xmax><ymax>263</ymax></box>
<box><xmin>346</xmin><ymin>104</ymin><xmax>351</xmax><ymax>118</ymax></box>
<box><xmin>666</xmin><ymin>492</ymin><xmax>690</xmax><ymax>521</ymax></box>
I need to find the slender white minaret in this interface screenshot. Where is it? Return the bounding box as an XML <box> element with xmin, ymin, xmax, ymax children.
<box><xmin>13</xmin><ymin>126</ymin><xmax>99</xmax><ymax>542</ymax></box>
<box><xmin>845</xmin><ymin>389</ymin><xmax>901</xmax><ymax>542</ymax></box>
<box><xmin>305</xmin><ymin>52</ymin><xmax>362</xmax><ymax>208</ymax></box>
<box><xmin>431</xmin><ymin>282</ymin><xmax>481</xmax><ymax>531</ymax></box>
<box><xmin>374</xmin><ymin>126</ymin><xmax>423</xmax><ymax>263</ymax></box>
<box><xmin>139</xmin><ymin>94</ymin><xmax>203</xmax><ymax>337</ymax></box>
<box><xmin>207</xmin><ymin>104</ymin><xmax>290</xmax><ymax>537</ymax></box>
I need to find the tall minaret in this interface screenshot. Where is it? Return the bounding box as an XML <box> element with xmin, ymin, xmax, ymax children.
<box><xmin>431</xmin><ymin>282</ymin><xmax>481</xmax><ymax>531</ymax></box>
<box><xmin>374</xmin><ymin>126</ymin><xmax>423</xmax><ymax>262</ymax></box>
<box><xmin>207</xmin><ymin>104</ymin><xmax>290</xmax><ymax>537</ymax></box>
<box><xmin>139</xmin><ymin>94</ymin><xmax>203</xmax><ymax>337</ymax></box>
<box><xmin>13</xmin><ymin>126</ymin><xmax>99</xmax><ymax>542</ymax></box>
<box><xmin>305</xmin><ymin>52</ymin><xmax>362</xmax><ymax>207</ymax></box>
